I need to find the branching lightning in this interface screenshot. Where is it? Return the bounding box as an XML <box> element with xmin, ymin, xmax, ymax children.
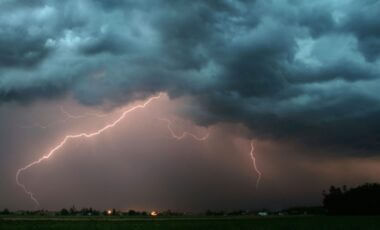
<box><xmin>249</xmin><ymin>140</ymin><xmax>262</xmax><ymax>189</ymax></box>
<box><xmin>16</xmin><ymin>93</ymin><xmax>163</xmax><ymax>207</ymax></box>
<box><xmin>158</xmin><ymin>118</ymin><xmax>210</xmax><ymax>141</ymax></box>
<box><xmin>16</xmin><ymin>93</ymin><xmax>261</xmax><ymax>207</ymax></box>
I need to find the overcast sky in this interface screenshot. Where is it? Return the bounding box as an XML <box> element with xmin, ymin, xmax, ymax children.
<box><xmin>1</xmin><ymin>0</ymin><xmax>380</xmax><ymax>211</ymax></box>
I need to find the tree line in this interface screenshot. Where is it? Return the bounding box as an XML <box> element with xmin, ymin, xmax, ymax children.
<box><xmin>0</xmin><ymin>206</ymin><xmax>184</xmax><ymax>217</ymax></box>
<box><xmin>323</xmin><ymin>183</ymin><xmax>380</xmax><ymax>215</ymax></box>
<box><xmin>2</xmin><ymin>182</ymin><xmax>380</xmax><ymax>216</ymax></box>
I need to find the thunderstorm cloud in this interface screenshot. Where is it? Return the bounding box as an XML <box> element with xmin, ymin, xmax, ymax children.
<box><xmin>1</xmin><ymin>0</ymin><xmax>380</xmax><ymax>154</ymax></box>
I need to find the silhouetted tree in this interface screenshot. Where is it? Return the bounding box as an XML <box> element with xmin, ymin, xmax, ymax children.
<box><xmin>69</xmin><ymin>205</ymin><xmax>77</xmax><ymax>215</ymax></box>
<box><xmin>128</xmin><ymin>210</ymin><xmax>137</xmax><ymax>216</ymax></box>
<box><xmin>205</xmin><ymin>210</ymin><xmax>225</xmax><ymax>216</ymax></box>
<box><xmin>281</xmin><ymin>206</ymin><xmax>325</xmax><ymax>215</ymax></box>
<box><xmin>60</xmin><ymin>208</ymin><xmax>69</xmax><ymax>216</ymax></box>
<box><xmin>323</xmin><ymin>183</ymin><xmax>380</xmax><ymax>215</ymax></box>
<box><xmin>1</xmin><ymin>208</ymin><xmax>11</xmax><ymax>215</ymax></box>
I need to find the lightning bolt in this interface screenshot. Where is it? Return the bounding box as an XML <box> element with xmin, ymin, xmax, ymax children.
<box><xmin>249</xmin><ymin>140</ymin><xmax>261</xmax><ymax>189</ymax></box>
<box><xmin>16</xmin><ymin>93</ymin><xmax>163</xmax><ymax>207</ymax></box>
<box><xmin>158</xmin><ymin>118</ymin><xmax>210</xmax><ymax>141</ymax></box>
<box><xmin>160</xmin><ymin>119</ymin><xmax>260</xmax><ymax>190</ymax></box>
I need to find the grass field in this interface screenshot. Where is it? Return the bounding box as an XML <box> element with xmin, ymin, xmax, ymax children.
<box><xmin>1</xmin><ymin>216</ymin><xmax>380</xmax><ymax>230</ymax></box>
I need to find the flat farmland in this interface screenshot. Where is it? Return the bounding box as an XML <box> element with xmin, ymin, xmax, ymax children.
<box><xmin>1</xmin><ymin>216</ymin><xmax>380</xmax><ymax>230</ymax></box>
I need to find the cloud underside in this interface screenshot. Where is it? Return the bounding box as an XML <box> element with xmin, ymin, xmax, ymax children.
<box><xmin>1</xmin><ymin>0</ymin><xmax>380</xmax><ymax>154</ymax></box>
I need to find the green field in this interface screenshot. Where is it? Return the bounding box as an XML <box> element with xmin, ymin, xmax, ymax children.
<box><xmin>1</xmin><ymin>216</ymin><xmax>380</xmax><ymax>230</ymax></box>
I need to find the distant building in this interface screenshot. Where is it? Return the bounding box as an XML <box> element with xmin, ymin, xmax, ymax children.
<box><xmin>258</xmin><ymin>211</ymin><xmax>268</xmax><ymax>216</ymax></box>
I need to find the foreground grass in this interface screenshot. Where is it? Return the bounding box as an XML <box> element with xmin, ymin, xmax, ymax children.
<box><xmin>1</xmin><ymin>216</ymin><xmax>380</xmax><ymax>230</ymax></box>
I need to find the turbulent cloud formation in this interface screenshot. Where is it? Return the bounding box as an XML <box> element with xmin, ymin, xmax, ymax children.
<box><xmin>1</xmin><ymin>0</ymin><xmax>380</xmax><ymax>153</ymax></box>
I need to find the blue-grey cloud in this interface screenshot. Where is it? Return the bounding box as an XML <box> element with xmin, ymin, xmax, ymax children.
<box><xmin>1</xmin><ymin>0</ymin><xmax>380</xmax><ymax>154</ymax></box>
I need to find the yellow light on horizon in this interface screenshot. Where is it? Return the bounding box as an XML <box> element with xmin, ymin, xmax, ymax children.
<box><xmin>150</xmin><ymin>211</ymin><xmax>158</xmax><ymax>216</ymax></box>
<box><xmin>107</xmin><ymin>210</ymin><xmax>112</xmax><ymax>215</ymax></box>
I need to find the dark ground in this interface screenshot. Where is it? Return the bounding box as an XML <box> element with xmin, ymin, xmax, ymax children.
<box><xmin>1</xmin><ymin>216</ymin><xmax>380</xmax><ymax>230</ymax></box>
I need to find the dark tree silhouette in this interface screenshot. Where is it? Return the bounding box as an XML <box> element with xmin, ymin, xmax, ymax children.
<box><xmin>60</xmin><ymin>208</ymin><xmax>69</xmax><ymax>216</ymax></box>
<box><xmin>323</xmin><ymin>183</ymin><xmax>380</xmax><ymax>215</ymax></box>
<box><xmin>1</xmin><ymin>208</ymin><xmax>11</xmax><ymax>215</ymax></box>
<box><xmin>128</xmin><ymin>210</ymin><xmax>137</xmax><ymax>216</ymax></box>
<box><xmin>69</xmin><ymin>205</ymin><xmax>77</xmax><ymax>215</ymax></box>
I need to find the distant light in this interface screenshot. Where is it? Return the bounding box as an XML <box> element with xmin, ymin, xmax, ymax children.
<box><xmin>107</xmin><ymin>210</ymin><xmax>112</xmax><ymax>215</ymax></box>
<box><xmin>150</xmin><ymin>211</ymin><xmax>158</xmax><ymax>216</ymax></box>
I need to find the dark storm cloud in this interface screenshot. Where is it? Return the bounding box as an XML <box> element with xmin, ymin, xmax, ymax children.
<box><xmin>0</xmin><ymin>27</ymin><xmax>51</xmax><ymax>68</ymax></box>
<box><xmin>341</xmin><ymin>0</ymin><xmax>380</xmax><ymax>62</ymax></box>
<box><xmin>1</xmin><ymin>0</ymin><xmax>380</xmax><ymax>154</ymax></box>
